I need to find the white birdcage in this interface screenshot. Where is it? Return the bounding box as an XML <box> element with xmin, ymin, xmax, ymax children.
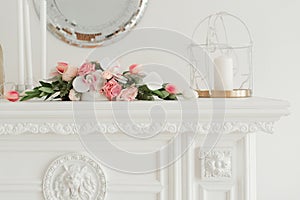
<box><xmin>190</xmin><ymin>12</ymin><xmax>253</xmax><ymax>98</ymax></box>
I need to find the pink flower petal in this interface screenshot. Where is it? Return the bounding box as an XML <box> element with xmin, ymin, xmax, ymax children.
<box><xmin>129</xmin><ymin>64</ymin><xmax>140</xmax><ymax>74</ymax></box>
<box><xmin>5</xmin><ymin>90</ymin><xmax>19</xmax><ymax>102</ymax></box>
<box><xmin>165</xmin><ymin>84</ymin><xmax>178</xmax><ymax>94</ymax></box>
<box><xmin>56</xmin><ymin>62</ymin><xmax>69</xmax><ymax>74</ymax></box>
<box><xmin>78</xmin><ymin>62</ymin><xmax>96</xmax><ymax>76</ymax></box>
<box><xmin>100</xmin><ymin>79</ymin><xmax>122</xmax><ymax>101</ymax></box>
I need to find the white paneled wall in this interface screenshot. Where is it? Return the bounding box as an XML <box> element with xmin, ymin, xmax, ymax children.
<box><xmin>0</xmin><ymin>0</ymin><xmax>299</xmax><ymax>199</ymax></box>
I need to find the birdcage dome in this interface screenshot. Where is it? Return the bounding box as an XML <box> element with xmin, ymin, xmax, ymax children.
<box><xmin>190</xmin><ymin>12</ymin><xmax>253</xmax><ymax>98</ymax></box>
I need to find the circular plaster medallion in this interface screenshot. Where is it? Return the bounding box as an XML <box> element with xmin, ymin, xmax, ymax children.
<box><xmin>43</xmin><ymin>153</ymin><xmax>106</xmax><ymax>200</ymax></box>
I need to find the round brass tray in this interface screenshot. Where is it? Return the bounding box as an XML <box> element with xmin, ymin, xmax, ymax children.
<box><xmin>197</xmin><ymin>89</ymin><xmax>252</xmax><ymax>98</ymax></box>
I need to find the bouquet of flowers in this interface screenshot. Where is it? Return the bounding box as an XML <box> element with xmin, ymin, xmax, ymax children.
<box><xmin>20</xmin><ymin>61</ymin><xmax>189</xmax><ymax>102</ymax></box>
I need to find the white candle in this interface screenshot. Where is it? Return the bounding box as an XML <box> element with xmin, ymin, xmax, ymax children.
<box><xmin>24</xmin><ymin>0</ymin><xmax>33</xmax><ymax>86</ymax></box>
<box><xmin>40</xmin><ymin>0</ymin><xmax>47</xmax><ymax>79</ymax></box>
<box><xmin>214</xmin><ymin>55</ymin><xmax>234</xmax><ymax>91</ymax></box>
<box><xmin>18</xmin><ymin>0</ymin><xmax>25</xmax><ymax>85</ymax></box>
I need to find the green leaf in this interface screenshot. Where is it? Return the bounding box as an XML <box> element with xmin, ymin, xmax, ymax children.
<box><xmin>39</xmin><ymin>87</ymin><xmax>54</xmax><ymax>94</ymax></box>
<box><xmin>152</xmin><ymin>90</ymin><xmax>169</xmax><ymax>99</ymax></box>
<box><xmin>25</xmin><ymin>90</ymin><xmax>41</xmax><ymax>95</ymax></box>
<box><xmin>161</xmin><ymin>91</ymin><xmax>170</xmax><ymax>99</ymax></box>
<box><xmin>39</xmin><ymin>92</ymin><xmax>48</xmax><ymax>97</ymax></box>
<box><xmin>52</xmin><ymin>82</ymin><xmax>60</xmax><ymax>91</ymax></box>
<box><xmin>138</xmin><ymin>85</ymin><xmax>152</xmax><ymax>93</ymax></box>
<box><xmin>39</xmin><ymin>81</ymin><xmax>52</xmax><ymax>88</ymax></box>
<box><xmin>20</xmin><ymin>74</ymin><xmax>70</xmax><ymax>101</ymax></box>
<box><xmin>136</xmin><ymin>92</ymin><xmax>154</xmax><ymax>101</ymax></box>
<box><xmin>20</xmin><ymin>95</ymin><xmax>37</xmax><ymax>101</ymax></box>
<box><xmin>44</xmin><ymin>93</ymin><xmax>53</xmax><ymax>101</ymax></box>
<box><xmin>67</xmin><ymin>81</ymin><xmax>73</xmax><ymax>90</ymax></box>
<box><xmin>136</xmin><ymin>86</ymin><xmax>155</xmax><ymax>101</ymax></box>
<box><xmin>60</xmin><ymin>86</ymin><xmax>69</xmax><ymax>98</ymax></box>
<box><xmin>152</xmin><ymin>90</ymin><xmax>162</xmax><ymax>96</ymax></box>
<box><xmin>51</xmin><ymin>80</ymin><xmax>59</xmax><ymax>85</ymax></box>
<box><xmin>165</xmin><ymin>94</ymin><xmax>178</xmax><ymax>100</ymax></box>
<box><xmin>21</xmin><ymin>87</ymin><xmax>42</xmax><ymax>101</ymax></box>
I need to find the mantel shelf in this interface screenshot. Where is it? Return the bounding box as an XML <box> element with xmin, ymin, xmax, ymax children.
<box><xmin>0</xmin><ymin>97</ymin><xmax>289</xmax><ymax>135</ymax></box>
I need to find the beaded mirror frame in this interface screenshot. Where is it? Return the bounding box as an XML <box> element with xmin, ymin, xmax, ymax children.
<box><xmin>33</xmin><ymin>0</ymin><xmax>148</xmax><ymax>48</ymax></box>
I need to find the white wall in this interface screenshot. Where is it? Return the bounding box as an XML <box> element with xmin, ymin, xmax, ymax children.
<box><xmin>0</xmin><ymin>0</ymin><xmax>299</xmax><ymax>199</ymax></box>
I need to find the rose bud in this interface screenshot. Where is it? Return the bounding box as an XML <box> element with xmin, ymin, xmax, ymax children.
<box><xmin>5</xmin><ymin>90</ymin><xmax>20</xmax><ymax>102</ymax></box>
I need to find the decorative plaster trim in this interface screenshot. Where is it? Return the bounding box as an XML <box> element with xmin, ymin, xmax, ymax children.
<box><xmin>0</xmin><ymin>121</ymin><xmax>275</xmax><ymax>135</ymax></box>
<box><xmin>200</xmin><ymin>149</ymin><xmax>233</xmax><ymax>179</ymax></box>
<box><xmin>43</xmin><ymin>153</ymin><xmax>106</xmax><ymax>200</ymax></box>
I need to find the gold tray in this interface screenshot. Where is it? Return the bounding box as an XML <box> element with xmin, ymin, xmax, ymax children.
<box><xmin>197</xmin><ymin>89</ymin><xmax>252</xmax><ymax>98</ymax></box>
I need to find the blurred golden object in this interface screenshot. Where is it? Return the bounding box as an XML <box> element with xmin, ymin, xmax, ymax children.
<box><xmin>0</xmin><ymin>45</ymin><xmax>4</xmax><ymax>95</ymax></box>
<box><xmin>197</xmin><ymin>89</ymin><xmax>252</xmax><ymax>98</ymax></box>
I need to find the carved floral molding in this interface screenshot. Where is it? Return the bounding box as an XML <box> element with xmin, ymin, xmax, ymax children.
<box><xmin>200</xmin><ymin>149</ymin><xmax>232</xmax><ymax>179</ymax></box>
<box><xmin>0</xmin><ymin>121</ymin><xmax>275</xmax><ymax>135</ymax></box>
<box><xmin>43</xmin><ymin>153</ymin><xmax>106</xmax><ymax>200</ymax></box>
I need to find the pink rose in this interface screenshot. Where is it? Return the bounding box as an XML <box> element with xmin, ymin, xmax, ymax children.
<box><xmin>55</xmin><ymin>62</ymin><xmax>78</xmax><ymax>81</ymax></box>
<box><xmin>100</xmin><ymin>79</ymin><xmax>122</xmax><ymax>101</ymax></box>
<box><xmin>129</xmin><ymin>64</ymin><xmax>140</xmax><ymax>74</ymax></box>
<box><xmin>5</xmin><ymin>90</ymin><xmax>19</xmax><ymax>102</ymax></box>
<box><xmin>62</xmin><ymin>66</ymin><xmax>78</xmax><ymax>82</ymax></box>
<box><xmin>165</xmin><ymin>84</ymin><xmax>178</xmax><ymax>94</ymax></box>
<box><xmin>78</xmin><ymin>62</ymin><xmax>96</xmax><ymax>76</ymax></box>
<box><xmin>117</xmin><ymin>87</ymin><xmax>138</xmax><ymax>101</ymax></box>
<box><xmin>56</xmin><ymin>62</ymin><xmax>68</xmax><ymax>74</ymax></box>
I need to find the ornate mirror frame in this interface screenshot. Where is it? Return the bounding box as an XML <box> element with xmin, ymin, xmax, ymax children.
<box><xmin>33</xmin><ymin>0</ymin><xmax>148</xmax><ymax>48</ymax></box>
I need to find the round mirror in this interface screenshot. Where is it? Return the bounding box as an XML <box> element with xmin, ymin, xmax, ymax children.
<box><xmin>33</xmin><ymin>0</ymin><xmax>148</xmax><ymax>48</ymax></box>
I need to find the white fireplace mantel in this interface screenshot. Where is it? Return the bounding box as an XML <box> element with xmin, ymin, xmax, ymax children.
<box><xmin>0</xmin><ymin>97</ymin><xmax>289</xmax><ymax>200</ymax></box>
<box><xmin>0</xmin><ymin>97</ymin><xmax>288</xmax><ymax>135</ymax></box>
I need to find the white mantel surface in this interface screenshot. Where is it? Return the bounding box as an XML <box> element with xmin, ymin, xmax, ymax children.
<box><xmin>0</xmin><ymin>97</ymin><xmax>289</xmax><ymax>135</ymax></box>
<box><xmin>0</xmin><ymin>97</ymin><xmax>289</xmax><ymax>200</ymax></box>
